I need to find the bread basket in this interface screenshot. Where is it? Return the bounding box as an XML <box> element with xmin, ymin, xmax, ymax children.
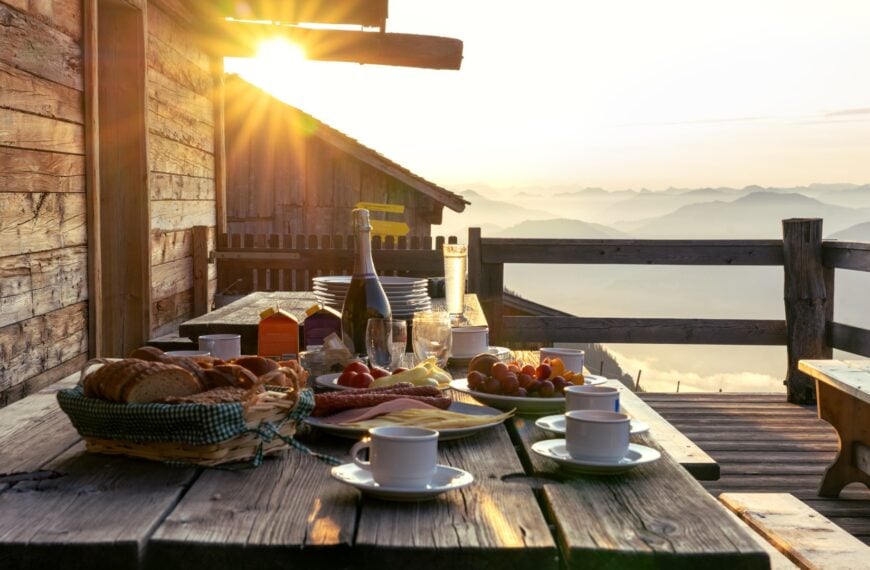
<box><xmin>57</xmin><ymin>360</ymin><xmax>317</xmax><ymax>467</ymax></box>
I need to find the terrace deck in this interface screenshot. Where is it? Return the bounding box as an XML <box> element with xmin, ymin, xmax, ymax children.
<box><xmin>640</xmin><ymin>392</ymin><xmax>870</xmax><ymax>545</ymax></box>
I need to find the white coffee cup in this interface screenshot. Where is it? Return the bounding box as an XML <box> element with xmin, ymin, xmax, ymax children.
<box><xmin>540</xmin><ymin>347</ymin><xmax>585</xmax><ymax>373</ymax></box>
<box><xmin>351</xmin><ymin>426</ymin><xmax>439</xmax><ymax>488</ymax></box>
<box><xmin>198</xmin><ymin>334</ymin><xmax>241</xmax><ymax>360</ymax></box>
<box><xmin>565</xmin><ymin>385</ymin><xmax>620</xmax><ymax>413</ymax></box>
<box><xmin>565</xmin><ymin>410</ymin><xmax>630</xmax><ymax>462</ymax></box>
<box><xmin>450</xmin><ymin>326</ymin><xmax>489</xmax><ymax>358</ymax></box>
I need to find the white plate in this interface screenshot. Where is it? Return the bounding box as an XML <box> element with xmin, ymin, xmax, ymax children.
<box><xmin>448</xmin><ymin>346</ymin><xmax>511</xmax><ymax>362</ymax></box>
<box><xmin>448</xmin><ymin>376</ymin><xmax>606</xmax><ymax>415</ymax></box>
<box><xmin>305</xmin><ymin>401</ymin><xmax>508</xmax><ymax>441</ymax></box>
<box><xmin>330</xmin><ymin>463</ymin><xmax>473</xmax><ymax>501</ymax></box>
<box><xmin>531</xmin><ymin>440</ymin><xmax>661</xmax><ymax>475</ymax></box>
<box><xmin>314</xmin><ymin>276</ymin><xmax>428</xmax><ymax>289</ymax></box>
<box><xmin>535</xmin><ymin>414</ymin><xmax>649</xmax><ymax>436</ymax></box>
<box><xmin>315</xmin><ymin>372</ymin><xmax>451</xmax><ymax>391</ymax></box>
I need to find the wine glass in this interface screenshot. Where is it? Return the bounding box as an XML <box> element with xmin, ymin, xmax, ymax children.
<box><xmin>366</xmin><ymin>319</ymin><xmax>407</xmax><ymax>370</ymax></box>
<box><xmin>412</xmin><ymin>311</ymin><xmax>452</xmax><ymax>367</ymax></box>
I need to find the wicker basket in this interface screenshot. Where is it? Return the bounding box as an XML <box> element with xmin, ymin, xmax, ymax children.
<box><xmin>58</xmin><ymin>382</ymin><xmax>314</xmax><ymax>467</ymax></box>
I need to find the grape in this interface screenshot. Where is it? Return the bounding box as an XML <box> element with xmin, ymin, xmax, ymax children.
<box><xmin>527</xmin><ymin>380</ymin><xmax>542</xmax><ymax>395</ymax></box>
<box><xmin>521</xmin><ymin>364</ymin><xmax>536</xmax><ymax>377</ymax></box>
<box><xmin>491</xmin><ymin>362</ymin><xmax>509</xmax><ymax>380</ymax></box>
<box><xmin>551</xmin><ymin>376</ymin><xmax>566</xmax><ymax>393</ymax></box>
<box><xmin>535</xmin><ymin>364</ymin><xmax>551</xmax><ymax>380</ymax></box>
<box><xmin>517</xmin><ymin>373</ymin><xmax>534</xmax><ymax>388</ymax></box>
<box><xmin>515</xmin><ymin>387</ymin><xmax>528</xmax><ymax>398</ymax></box>
<box><xmin>507</xmin><ymin>364</ymin><xmax>521</xmax><ymax>375</ymax></box>
<box><xmin>500</xmin><ymin>373</ymin><xmax>519</xmax><ymax>394</ymax></box>
<box><xmin>467</xmin><ymin>370</ymin><xmax>486</xmax><ymax>390</ymax></box>
<box><xmin>483</xmin><ymin>376</ymin><xmax>501</xmax><ymax>394</ymax></box>
<box><xmin>539</xmin><ymin>380</ymin><xmax>555</xmax><ymax>397</ymax></box>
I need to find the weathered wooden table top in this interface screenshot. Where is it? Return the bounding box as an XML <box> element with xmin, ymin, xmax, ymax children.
<box><xmin>0</xmin><ymin>353</ymin><xmax>769</xmax><ymax>569</ymax></box>
<box><xmin>179</xmin><ymin>291</ymin><xmax>487</xmax><ymax>355</ymax></box>
<box><xmin>799</xmin><ymin>359</ymin><xmax>870</xmax><ymax>404</ymax></box>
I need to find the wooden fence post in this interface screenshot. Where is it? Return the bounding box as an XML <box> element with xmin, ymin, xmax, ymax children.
<box><xmin>782</xmin><ymin>218</ymin><xmax>831</xmax><ymax>404</ymax></box>
<box><xmin>468</xmin><ymin>227</ymin><xmax>504</xmax><ymax>343</ymax></box>
<box><xmin>193</xmin><ymin>225</ymin><xmax>210</xmax><ymax>316</ymax></box>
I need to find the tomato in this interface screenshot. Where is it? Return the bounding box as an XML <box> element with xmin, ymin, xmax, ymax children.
<box><xmin>370</xmin><ymin>367</ymin><xmax>391</xmax><ymax>379</ymax></box>
<box><xmin>337</xmin><ymin>370</ymin><xmax>359</xmax><ymax>387</ymax></box>
<box><xmin>352</xmin><ymin>372</ymin><xmax>374</xmax><ymax>389</ymax></box>
<box><xmin>344</xmin><ymin>360</ymin><xmax>370</xmax><ymax>375</ymax></box>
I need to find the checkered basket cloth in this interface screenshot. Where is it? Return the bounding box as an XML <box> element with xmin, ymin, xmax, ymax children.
<box><xmin>57</xmin><ymin>385</ymin><xmax>332</xmax><ymax>467</ymax></box>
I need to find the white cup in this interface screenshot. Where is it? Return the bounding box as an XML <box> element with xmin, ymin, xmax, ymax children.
<box><xmin>198</xmin><ymin>334</ymin><xmax>241</xmax><ymax>360</ymax></box>
<box><xmin>165</xmin><ymin>350</ymin><xmax>211</xmax><ymax>357</ymax></box>
<box><xmin>565</xmin><ymin>385</ymin><xmax>620</xmax><ymax>413</ymax></box>
<box><xmin>450</xmin><ymin>326</ymin><xmax>489</xmax><ymax>358</ymax></box>
<box><xmin>565</xmin><ymin>410</ymin><xmax>630</xmax><ymax>462</ymax></box>
<box><xmin>540</xmin><ymin>347</ymin><xmax>585</xmax><ymax>373</ymax></box>
<box><xmin>350</xmin><ymin>426</ymin><xmax>439</xmax><ymax>488</ymax></box>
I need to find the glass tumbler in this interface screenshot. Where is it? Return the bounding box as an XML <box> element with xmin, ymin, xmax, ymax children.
<box><xmin>366</xmin><ymin>318</ymin><xmax>407</xmax><ymax>370</ymax></box>
<box><xmin>412</xmin><ymin>311</ymin><xmax>452</xmax><ymax>367</ymax></box>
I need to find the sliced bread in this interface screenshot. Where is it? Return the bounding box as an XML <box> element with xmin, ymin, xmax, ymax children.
<box><xmin>121</xmin><ymin>362</ymin><xmax>203</xmax><ymax>404</ymax></box>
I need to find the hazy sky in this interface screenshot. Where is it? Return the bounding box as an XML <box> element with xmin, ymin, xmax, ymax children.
<box><xmin>226</xmin><ymin>0</ymin><xmax>870</xmax><ymax>191</ymax></box>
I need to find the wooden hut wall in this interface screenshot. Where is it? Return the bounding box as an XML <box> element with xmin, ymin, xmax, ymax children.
<box><xmin>147</xmin><ymin>3</ymin><xmax>218</xmax><ymax>338</ymax></box>
<box><xmin>0</xmin><ymin>1</ymin><xmax>88</xmax><ymax>406</ymax></box>
<box><xmin>224</xmin><ymin>78</ymin><xmax>441</xmax><ymax>238</ymax></box>
<box><xmin>0</xmin><ymin>1</ymin><xmax>219</xmax><ymax>406</ymax></box>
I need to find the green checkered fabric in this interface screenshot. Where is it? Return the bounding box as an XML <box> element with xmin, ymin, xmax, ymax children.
<box><xmin>56</xmin><ymin>387</ymin><xmax>339</xmax><ymax>467</ymax></box>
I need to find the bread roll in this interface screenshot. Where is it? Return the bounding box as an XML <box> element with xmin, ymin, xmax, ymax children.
<box><xmin>233</xmin><ymin>356</ymin><xmax>279</xmax><ymax>377</ymax></box>
<box><xmin>128</xmin><ymin>346</ymin><xmax>172</xmax><ymax>363</ymax></box>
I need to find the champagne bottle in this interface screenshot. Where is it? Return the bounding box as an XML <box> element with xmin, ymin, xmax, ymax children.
<box><xmin>341</xmin><ymin>209</ymin><xmax>392</xmax><ymax>356</ymax></box>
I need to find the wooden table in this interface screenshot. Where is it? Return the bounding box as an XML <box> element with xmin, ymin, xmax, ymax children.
<box><xmin>0</xmin><ymin>357</ymin><xmax>769</xmax><ymax>569</ymax></box>
<box><xmin>799</xmin><ymin>359</ymin><xmax>870</xmax><ymax>497</ymax></box>
<box><xmin>179</xmin><ymin>291</ymin><xmax>488</xmax><ymax>356</ymax></box>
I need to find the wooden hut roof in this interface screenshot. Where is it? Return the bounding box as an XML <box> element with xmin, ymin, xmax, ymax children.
<box><xmin>228</xmin><ymin>75</ymin><xmax>468</xmax><ymax>212</ymax></box>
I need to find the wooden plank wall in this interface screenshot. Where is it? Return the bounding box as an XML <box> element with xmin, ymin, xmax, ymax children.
<box><xmin>223</xmin><ymin>76</ymin><xmax>441</xmax><ymax>239</ymax></box>
<box><xmin>0</xmin><ymin>1</ymin><xmax>89</xmax><ymax>406</ymax></box>
<box><xmin>147</xmin><ymin>2</ymin><xmax>218</xmax><ymax>339</ymax></box>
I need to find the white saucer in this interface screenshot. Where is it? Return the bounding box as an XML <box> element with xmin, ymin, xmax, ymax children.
<box><xmin>330</xmin><ymin>463</ymin><xmax>474</xmax><ymax>501</ymax></box>
<box><xmin>535</xmin><ymin>415</ymin><xmax>649</xmax><ymax>436</ymax></box>
<box><xmin>531</xmin><ymin>440</ymin><xmax>661</xmax><ymax>475</ymax></box>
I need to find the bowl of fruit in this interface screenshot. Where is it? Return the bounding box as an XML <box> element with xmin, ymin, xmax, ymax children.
<box><xmin>316</xmin><ymin>358</ymin><xmax>453</xmax><ymax>391</ymax></box>
<box><xmin>449</xmin><ymin>353</ymin><xmax>603</xmax><ymax>414</ymax></box>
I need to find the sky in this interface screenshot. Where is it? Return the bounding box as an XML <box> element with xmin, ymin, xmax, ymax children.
<box><xmin>225</xmin><ymin>0</ymin><xmax>870</xmax><ymax>191</ymax></box>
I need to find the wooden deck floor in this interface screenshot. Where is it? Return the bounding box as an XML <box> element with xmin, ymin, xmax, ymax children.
<box><xmin>640</xmin><ymin>392</ymin><xmax>870</xmax><ymax>545</ymax></box>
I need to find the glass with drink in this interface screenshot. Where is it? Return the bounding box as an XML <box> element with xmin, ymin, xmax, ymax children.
<box><xmin>443</xmin><ymin>244</ymin><xmax>467</xmax><ymax>321</ymax></box>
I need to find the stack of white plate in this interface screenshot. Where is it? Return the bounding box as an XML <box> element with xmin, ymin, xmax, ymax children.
<box><xmin>312</xmin><ymin>276</ymin><xmax>431</xmax><ymax>319</ymax></box>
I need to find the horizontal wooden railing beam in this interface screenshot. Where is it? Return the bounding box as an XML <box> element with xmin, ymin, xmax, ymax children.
<box><xmin>828</xmin><ymin>321</ymin><xmax>870</xmax><ymax>357</ymax></box>
<box><xmin>823</xmin><ymin>241</ymin><xmax>870</xmax><ymax>272</ymax></box>
<box><xmin>214</xmin><ymin>248</ymin><xmax>444</xmax><ymax>274</ymax></box>
<box><xmin>500</xmin><ymin>316</ymin><xmax>787</xmax><ymax>346</ymax></box>
<box><xmin>480</xmin><ymin>239</ymin><xmax>784</xmax><ymax>266</ymax></box>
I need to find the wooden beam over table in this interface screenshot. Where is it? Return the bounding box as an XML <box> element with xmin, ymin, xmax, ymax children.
<box><xmin>204</xmin><ymin>22</ymin><xmax>463</xmax><ymax>70</ymax></box>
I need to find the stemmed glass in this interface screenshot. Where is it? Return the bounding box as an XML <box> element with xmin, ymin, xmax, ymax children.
<box><xmin>366</xmin><ymin>319</ymin><xmax>408</xmax><ymax>370</ymax></box>
<box><xmin>412</xmin><ymin>311</ymin><xmax>452</xmax><ymax>367</ymax></box>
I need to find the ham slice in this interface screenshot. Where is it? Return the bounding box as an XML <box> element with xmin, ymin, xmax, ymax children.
<box><xmin>319</xmin><ymin>398</ymin><xmax>443</xmax><ymax>425</ymax></box>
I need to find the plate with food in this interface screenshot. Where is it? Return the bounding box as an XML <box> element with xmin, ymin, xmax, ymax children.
<box><xmin>315</xmin><ymin>359</ymin><xmax>452</xmax><ymax>391</ymax></box>
<box><xmin>306</xmin><ymin>400</ymin><xmax>512</xmax><ymax>441</ymax></box>
<box><xmin>450</xmin><ymin>378</ymin><xmax>567</xmax><ymax>414</ymax></box>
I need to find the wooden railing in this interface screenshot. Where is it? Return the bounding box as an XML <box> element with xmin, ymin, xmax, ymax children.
<box><xmin>195</xmin><ymin>218</ymin><xmax>869</xmax><ymax>404</ymax></box>
<box><xmin>468</xmin><ymin>219</ymin><xmax>870</xmax><ymax>404</ymax></box>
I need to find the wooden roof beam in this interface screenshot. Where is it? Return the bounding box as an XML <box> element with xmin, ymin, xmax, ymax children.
<box><xmin>206</xmin><ymin>0</ymin><xmax>389</xmax><ymax>29</ymax></box>
<box><xmin>206</xmin><ymin>21</ymin><xmax>463</xmax><ymax>70</ymax></box>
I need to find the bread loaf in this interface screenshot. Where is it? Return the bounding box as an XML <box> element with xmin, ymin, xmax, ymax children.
<box><xmin>161</xmin><ymin>386</ymin><xmax>257</xmax><ymax>405</ymax></box>
<box><xmin>233</xmin><ymin>356</ymin><xmax>279</xmax><ymax>377</ymax></box>
<box><xmin>128</xmin><ymin>346</ymin><xmax>172</xmax><ymax>363</ymax></box>
<box><xmin>120</xmin><ymin>362</ymin><xmax>203</xmax><ymax>404</ymax></box>
<box><xmin>82</xmin><ymin>359</ymin><xmax>203</xmax><ymax>403</ymax></box>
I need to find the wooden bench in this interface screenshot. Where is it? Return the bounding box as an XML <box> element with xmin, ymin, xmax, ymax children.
<box><xmin>798</xmin><ymin>360</ymin><xmax>870</xmax><ymax>497</ymax></box>
<box><xmin>721</xmin><ymin>492</ymin><xmax>870</xmax><ymax>569</ymax></box>
<box><xmin>610</xmin><ymin>379</ymin><xmax>720</xmax><ymax>480</ymax></box>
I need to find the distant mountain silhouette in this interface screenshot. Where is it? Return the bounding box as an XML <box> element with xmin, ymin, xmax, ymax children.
<box><xmin>628</xmin><ymin>192</ymin><xmax>869</xmax><ymax>237</ymax></box>
<box><xmin>495</xmin><ymin>218</ymin><xmax>627</xmax><ymax>239</ymax></box>
<box><xmin>829</xmin><ymin>221</ymin><xmax>870</xmax><ymax>241</ymax></box>
<box><xmin>438</xmin><ymin>189</ymin><xmax>558</xmax><ymax>238</ymax></box>
<box><xmin>604</xmin><ymin>187</ymin><xmax>743</xmax><ymax>224</ymax></box>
